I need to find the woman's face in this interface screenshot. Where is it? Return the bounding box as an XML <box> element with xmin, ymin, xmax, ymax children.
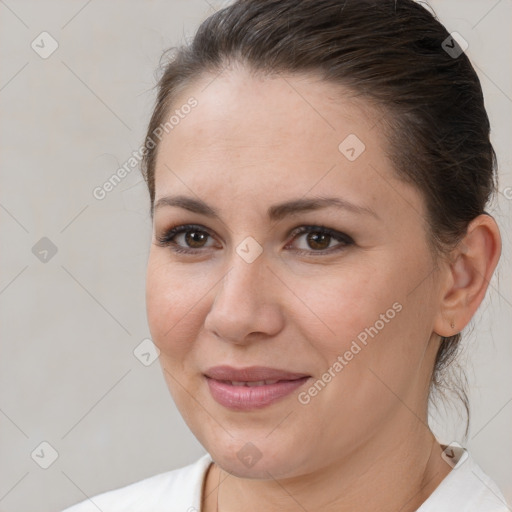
<box><xmin>146</xmin><ymin>68</ymin><xmax>444</xmax><ymax>478</ymax></box>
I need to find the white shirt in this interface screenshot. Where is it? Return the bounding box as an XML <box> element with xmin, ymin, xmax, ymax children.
<box><xmin>62</xmin><ymin>447</ymin><xmax>510</xmax><ymax>511</ymax></box>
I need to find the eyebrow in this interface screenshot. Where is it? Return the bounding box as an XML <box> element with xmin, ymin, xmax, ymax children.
<box><xmin>153</xmin><ymin>194</ymin><xmax>379</xmax><ymax>221</ymax></box>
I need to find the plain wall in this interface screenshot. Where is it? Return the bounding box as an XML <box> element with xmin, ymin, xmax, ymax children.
<box><xmin>0</xmin><ymin>1</ymin><xmax>510</xmax><ymax>510</ymax></box>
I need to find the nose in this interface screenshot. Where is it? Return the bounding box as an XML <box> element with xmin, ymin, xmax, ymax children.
<box><xmin>203</xmin><ymin>251</ymin><xmax>285</xmax><ymax>345</ymax></box>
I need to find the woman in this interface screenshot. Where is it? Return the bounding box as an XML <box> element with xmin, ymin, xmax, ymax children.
<box><xmin>63</xmin><ymin>0</ymin><xmax>508</xmax><ymax>510</ymax></box>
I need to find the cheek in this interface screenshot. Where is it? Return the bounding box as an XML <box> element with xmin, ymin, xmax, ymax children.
<box><xmin>299</xmin><ymin>254</ymin><xmax>431</xmax><ymax>372</ymax></box>
<box><xmin>292</xmin><ymin>265</ymin><xmax>431</xmax><ymax>427</ymax></box>
<box><xmin>145</xmin><ymin>251</ymin><xmax>206</xmax><ymax>357</ymax></box>
<box><xmin>301</xmin><ymin>264</ymin><xmax>399</xmax><ymax>346</ymax></box>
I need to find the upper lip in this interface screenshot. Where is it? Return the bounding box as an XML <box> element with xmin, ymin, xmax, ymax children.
<box><xmin>204</xmin><ymin>365</ymin><xmax>310</xmax><ymax>382</ymax></box>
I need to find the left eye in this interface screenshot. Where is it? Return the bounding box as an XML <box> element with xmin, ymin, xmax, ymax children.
<box><xmin>287</xmin><ymin>226</ymin><xmax>354</xmax><ymax>253</ymax></box>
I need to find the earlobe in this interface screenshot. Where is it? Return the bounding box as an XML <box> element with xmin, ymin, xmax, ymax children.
<box><xmin>433</xmin><ymin>214</ymin><xmax>501</xmax><ymax>338</ymax></box>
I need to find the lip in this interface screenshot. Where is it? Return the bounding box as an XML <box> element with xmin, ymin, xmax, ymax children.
<box><xmin>205</xmin><ymin>365</ymin><xmax>309</xmax><ymax>382</ymax></box>
<box><xmin>204</xmin><ymin>365</ymin><xmax>311</xmax><ymax>410</ymax></box>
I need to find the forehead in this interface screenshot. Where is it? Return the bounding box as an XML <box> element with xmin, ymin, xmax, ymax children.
<box><xmin>163</xmin><ymin>68</ymin><xmax>377</xmax><ymax>154</ymax></box>
<box><xmin>153</xmin><ymin>67</ymin><xmax>422</xmax><ymax>223</ymax></box>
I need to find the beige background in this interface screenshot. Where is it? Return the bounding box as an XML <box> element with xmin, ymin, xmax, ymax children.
<box><xmin>0</xmin><ymin>1</ymin><xmax>510</xmax><ymax>510</ymax></box>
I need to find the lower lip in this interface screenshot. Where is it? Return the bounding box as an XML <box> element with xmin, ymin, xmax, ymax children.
<box><xmin>205</xmin><ymin>376</ymin><xmax>310</xmax><ymax>410</ymax></box>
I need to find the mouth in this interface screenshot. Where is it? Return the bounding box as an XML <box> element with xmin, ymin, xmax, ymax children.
<box><xmin>204</xmin><ymin>365</ymin><xmax>311</xmax><ymax>410</ymax></box>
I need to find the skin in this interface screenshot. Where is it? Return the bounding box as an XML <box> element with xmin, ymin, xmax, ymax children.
<box><xmin>145</xmin><ymin>66</ymin><xmax>501</xmax><ymax>512</ymax></box>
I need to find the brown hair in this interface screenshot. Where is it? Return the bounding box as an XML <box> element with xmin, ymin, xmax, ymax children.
<box><xmin>141</xmin><ymin>0</ymin><xmax>498</xmax><ymax>433</ymax></box>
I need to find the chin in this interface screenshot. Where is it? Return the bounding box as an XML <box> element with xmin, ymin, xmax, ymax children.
<box><xmin>213</xmin><ymin>450</ymin><xmax>289</xmax><ymax>479</ymax></box>
<box><xmin>201</xmin><ymin>432</ymin><xmax>307</xmax><ymax>480</ymax></box>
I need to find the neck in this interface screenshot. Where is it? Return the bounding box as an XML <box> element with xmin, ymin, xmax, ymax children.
<box><xmin>203</xmin><ymin>420</ymin><xmax>452</xmax><ymax>512</ymax></box>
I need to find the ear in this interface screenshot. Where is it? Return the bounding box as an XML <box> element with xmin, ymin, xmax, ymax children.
<box><xmin>433</xmin><ymin>214</ymin><xmax>501</xmax><ymax>337</ymax></box>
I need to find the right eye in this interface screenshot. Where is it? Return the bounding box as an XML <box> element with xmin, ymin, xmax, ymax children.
<box><xmin>155</xmin><ymin>224</ymin><xmax>218</xmax><ymax>254</ymax></box>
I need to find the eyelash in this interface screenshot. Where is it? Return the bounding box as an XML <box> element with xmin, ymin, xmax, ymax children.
<box><xmin>155</xmin><ymin>223</ymin><xmax>354</xmax><ymax>256</ymax></box>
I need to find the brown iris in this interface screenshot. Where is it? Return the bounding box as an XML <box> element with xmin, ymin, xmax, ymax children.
<box><xmin>306</xmin><ymin>232</ymin><xmax>331</xmax><ymax>250</ymax></box>
<box><xmin>185</xmin><ymin>230</ymin><xmax>208</xmax><ymax>248</ymax></box>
